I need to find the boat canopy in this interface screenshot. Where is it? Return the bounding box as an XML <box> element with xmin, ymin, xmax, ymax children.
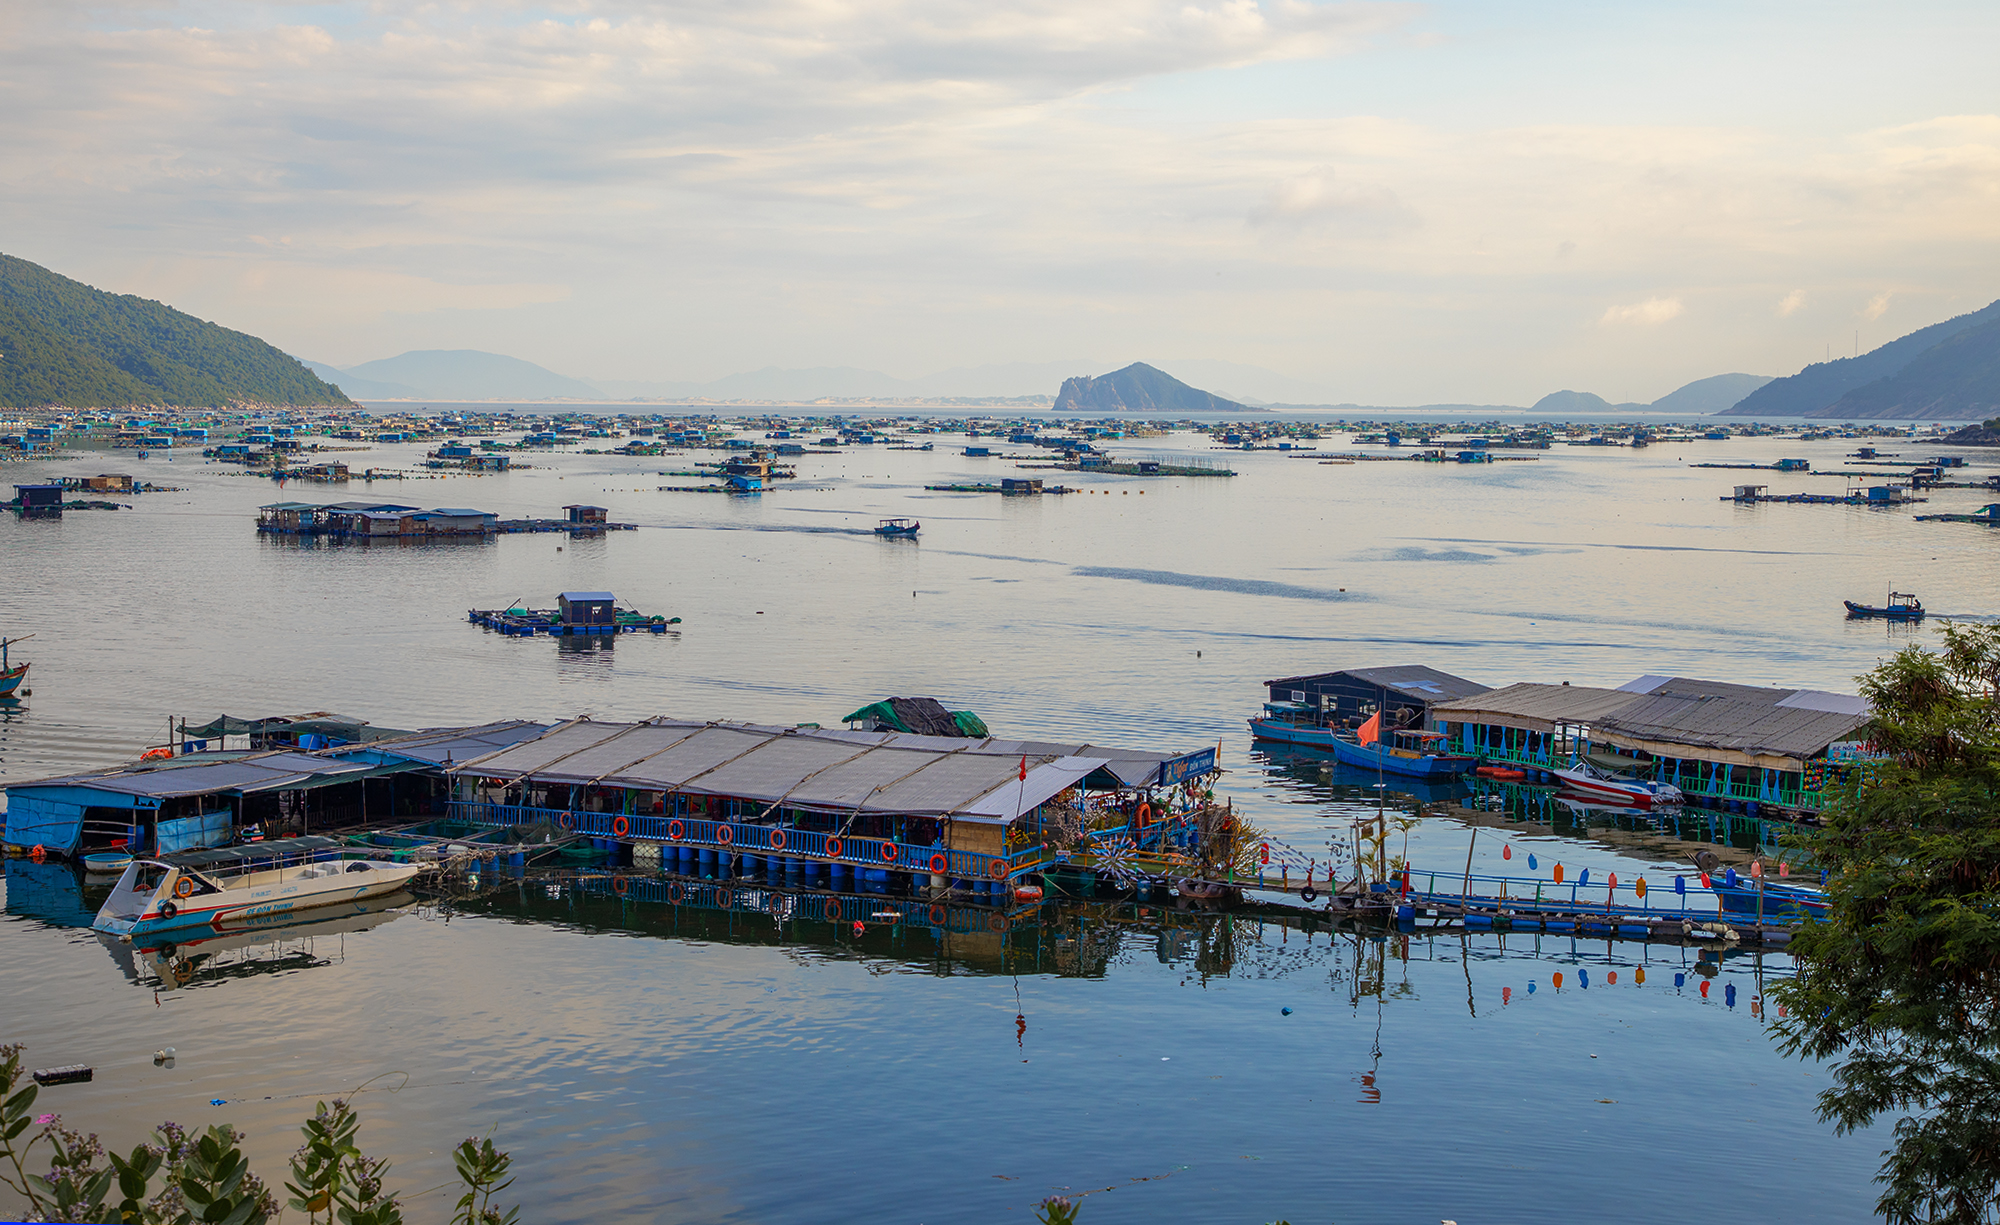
<box><xmin>158</xmin><ymin>835</ymin><xmax>345</xmax><ymax>870</ymax></box>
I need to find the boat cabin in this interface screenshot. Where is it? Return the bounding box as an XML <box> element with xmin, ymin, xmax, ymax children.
<box><xmin>1263</xmin><ymin>666</ymin><xmax>1490</xmax><ymax>733</ymax></box>
<box><xmin>559</xmin><ymin>591</ymin><xmax>616</xmax><ymax>627</ymax></box>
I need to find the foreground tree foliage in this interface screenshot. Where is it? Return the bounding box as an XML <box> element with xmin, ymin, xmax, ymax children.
<box><xmin>1</xmin><ymin>1041</ymin><xmax>519</xmax><ymax>1224</ymax></box>
<box><xmin>1774</xmin><ymin>622</ymin><xmax>2000</xmax><ymax>1225</ymax></box>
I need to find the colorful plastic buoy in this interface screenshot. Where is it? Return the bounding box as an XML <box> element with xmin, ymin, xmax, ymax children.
<box><xmin>1281</xmin><ymin>1007</ymin><xmax>1292</xmax><ymax>1015</ymax></box>
<box><xmin>1700</xmin><ymin>979</ymin><xmax>1710</xmax><ymax>998</ymax></box>
<box><xmin>1778</xmin><ymin>860</ymin><xmax>1790</xmax><ymax>878</ymax></box>
<box><xmin>1577</xmin><ymin>867</ymin><xmax>1589</xmax><ymax>887</ymax></box>
<box><xmin>1606</xmin><ymin>971</ymin><xmax>1618</xmax><ymax>985</ymax></box>
<box><xmin>1502</xmin><ymin>844</ymin><xmax>1512</xmax><ymax>860</ymax></box>
<box><xmin>1528</xmin><ymin>853</ymin><xmax>1538</xmax><ymax>871</ymax></box>
<box><xmin>1607</xmin><ymin>872</ymin><xmax>1617</xmax><ymax>889</ymax></box>
<box><xmin>1578</xmin><ymin>969</ymin><xmax>1590</xmax><ymax>989</ymax></box>
<box><xmin>1635</xmin><ymin>877</ymin><xmax>1648</xmax><ymax>899</ymax></box>
<box><xmin>1725</xmin><ymin>983</ymin><xmax>1737</xmax><ymax>1008</ymax></box>
<box><xmin>1553</xmin><ymin>862</ymin><xmax>1564</xmax><ymax>884</ymax></box>
<box><xmin>1674</xmin><ymin>972</ymin><xmax>1685</xmax><ymax>988</ymax></box>
<box><xmin>1725</xmin><ymin>868</ymin><xmax>1738</xmax><ymax>887</ymax></box>
<box><xmin>1553</xmin><ymin>972</ymin><xmax>1564</xmax><ymax>989</ymax></box>
<box><xmin>1527</xmin><ymin>981</ymin><xmax>1537</xmax><ymax>994</ymax></box>
<box><xmin>1635</xmin><ymin>967</ymin><xmax>1646</xmax><ymax>986</ymax></box>
<box><xmin>1674</xmin><ymin>876</ymin><xmax>1685</xmax><ymax>895</ymax></box>
<box><xmin>1750</xmin><ymin>860</ymin><xmax>1763</xmax><ymax>879</ymax></box>
<box><xmin>1502</xmin><ymin>986</ymin><xmax>1512</xmax><ymax>1004</ymax></box>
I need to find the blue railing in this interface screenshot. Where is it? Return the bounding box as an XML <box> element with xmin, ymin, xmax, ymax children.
<box><xmin>448</xmin><ymin>801</ymin><xmax>1019</xmax><ymax>881</ymax></box>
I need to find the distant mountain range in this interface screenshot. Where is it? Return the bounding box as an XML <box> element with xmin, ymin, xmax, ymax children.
<box><xmin>1053</xmin><ymin>362</ymin><xmax>1259</xmax><ymax>413</ymax></box>
<box><xmin>1723</xmin><ymin>298</ymin><xmax>2000</xmax><ymax>418</ymax></box>
<box><xmin>0</xmin><ymin>253</ymin><xmax>348</xmax><ymax>408</ymax></box>
<box><xmin>306</xmin><ymin>350</ymin><xmax>601</xmax><ymax>401</ymax></box>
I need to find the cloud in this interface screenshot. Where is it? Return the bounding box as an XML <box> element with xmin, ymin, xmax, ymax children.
<box><xmin>1600</xmin><ymin>297</ymin><xmax>1685</xmax><ymax>326</ymax></box>
<box><xmin>1862</xmin><ymin>292</ymin><xmax>1893</xmax><ymax>320</ymax></box>
<box><xmin>1777</xmin><ymin>289</ymin><xmax>1804</xmax><ymax>316</ymax></box>
<box><xmin>1247</xmin><ymin>169</ymin><xmax>1416</xmax><ymax>229</ymax></box>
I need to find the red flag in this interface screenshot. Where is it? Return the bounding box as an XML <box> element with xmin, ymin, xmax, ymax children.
<box><xmin>1355</xmin><ymin>712</ymin><xmax>1381</xmax><ymax>746</ymax></box>
<box><xmin>1018</xmin><ymin>755</ymin><xmax>1028</xmax><ymax>781</ymax></box>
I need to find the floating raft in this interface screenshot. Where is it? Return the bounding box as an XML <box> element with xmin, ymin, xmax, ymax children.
<box><xmin>469</xmin><ymin>607</ymin><xmax>681</xmax><ymax>635</ymax></box>
<box><xmin>1723</xmin><ymin>491</ymin><xmax>1925</xmax><ymax>506</ymax></box>
<box><xmin>923</xmin><ymin>483</ymin><xmax>1078</xmax><ymax>494</ymax></box>
<box><xmin>1914</xmin><ymin>506</ymin><xmax>2000</xmax><ymax>525</ymax></box>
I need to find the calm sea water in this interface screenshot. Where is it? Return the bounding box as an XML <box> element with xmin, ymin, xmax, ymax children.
<box><xmin>4</xmin><ymin>418</ymin><xmax>1993</xmax><ymax>1222</ymax></box>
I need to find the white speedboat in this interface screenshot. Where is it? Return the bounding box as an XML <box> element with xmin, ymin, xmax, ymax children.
<box><xmin>1551</xmin><ymin>756</ymin><xmax>1684</xmax><ymax>808</ymax></box>
<box><xmin>93</xmin><ymin>836</ymin><xmax>421</xmax><ymax>939</ymax></box>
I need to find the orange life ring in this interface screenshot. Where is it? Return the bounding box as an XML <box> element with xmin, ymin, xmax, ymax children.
<box><xmin>770</xmin><ymin>829</ymin><xmax>788</xmax><ymax>852</ymax></box>
<box><xmin>668</xmin><ymin>882</ymin><xmax>684</xmax><ymax>903</ymax></box>
<box><xmin>988</xmin><ymin>913</ymin><xmax>1008</xmax><ymax>932</ymax></box>
<box><xmin>668</xmin><ymin>819</ymin><xmax>684</xmax><ymax>840</ymax></box>
<box><xmin>1135</xmin><ymin>802</ymin><xmax>1152</xmax><ymax>826</ymax></box>
<box><xmin>174</xmin><ymin>876</ymin><xmax>195</xmax><ymax>899</ymax></box>
<box><xmin>557</xmin><ymin>812</ymin><xmax>574</xmax><ymax>831</ymax></box>
<box><xmin>987</xmin><ymin>860</ymin><xmax>1006</xmax><ymax>880</ymax></box>
<box><xmin>613</xmin><ymin>874</ymin><xmax>629</xmax><ymax>896</ymax></box>
<box><xmin>716</xmin><ymin>825</ymin><xmax>733</xmax><ymax>846</ymax></box>
<box><xmin>612</xmin><ymin>815</ymin><xmax>630</xmax><ymax>838</ymax></box>
<box><xmin>880</xmin><ymin>842</ymin><xmax>898</xmax><ymax>863</ymax></box>
<box><xmin>824</xmin><ymin>898</ymin><xmax>842</xmax><ymax>921</ymax></box>
<box><xmin>928</xmin><ymin>904</ymin><xmax>946</xmax><ymax>925</ymax></box>
<box><xmin>929</xmin><ymin>852</ymin><xmax>948</xmax><ymax>874</ymax></box>
<box><xmin>714</xmin><ymin>888</ymin><xmax>732</xmax><ymax>908</ymax></box>
<box><xmin>825</xmin><ymin>836</ymin><xmax>844</xmax><ymax>859</ymax></box>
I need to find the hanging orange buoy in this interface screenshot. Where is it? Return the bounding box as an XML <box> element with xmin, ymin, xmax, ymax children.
<box><xmin>1700</xmin><ymin>979</ymin><xmax>1710</xmax><ymax>998</ymax></box>
<box><xmin>1607</xmin><ymin>872</ymin><xmax>1618</xmax><ymax>889</ymax></box>
<box><xmin>1751</xmin><ymin>860</ymin><xmax>1764</xmax><ymax>878</ymax></box>
<box><xmin>1553</xmin><ymin>863</ymin><xmax>1565</xmax><ymax>884</ymax></box>
<box><xmin>1606</xmin><ymin>971</ymin><xmax>1617</xmax><ymax>985</ymax></box>
<box><xmin>1553</xmin><ymin>972</ymin><xmax>1564</xmax><ymax>989</ymax></box>
<box><xmin>1502</xmin><ymin>987</ymin><xmax>1512</xmax><ymax>1004</ymax></box>
<box><xmin>1779</xmin><ymin>860</ymin><xmax>1790</xmax><ymax>877</ymax></box>
<box><xmin>1502</xmin><ymin>844</ymin><xmax>1512</xmax><ymax>860</ymax></box>
<box><xmin>1635</xmin><ymin>967</ymin><xmax>1647</xmax><ymax>985</ymax></box>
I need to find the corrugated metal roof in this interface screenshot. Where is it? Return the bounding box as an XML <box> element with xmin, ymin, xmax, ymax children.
<box><xmin>1430</xmin><ymin>683</ymin><xmax>1641</xmax><ymax>733</ymax></box>
<box><xmin>347</xmin><ymin>721</ymin><xmax>551</xmax><ymax>768</ymax></box>
<box><xmin>1263</xmin><ymin>665</ymin><xmax>1491</xmax><ymax>702</ymax></box>
<box><xmin>1594</xmin><ymin>679</ymin><xmax>1870</xmax><ymax>763</ymax></box>
<box><xmin>454</xmin><ymin>719</ymin><xmax>1193</xmax><ymax>819</ymax></box>
<box><xmin>7</xmin><ymin>751</ymin><xmax>383</xmax><ymax>800</ymax></box>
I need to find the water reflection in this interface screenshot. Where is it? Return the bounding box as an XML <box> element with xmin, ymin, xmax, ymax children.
<box><xmin>99</xmin><ymin>892</ymin><xmax>415</xmax><ymax>991</ymax></box>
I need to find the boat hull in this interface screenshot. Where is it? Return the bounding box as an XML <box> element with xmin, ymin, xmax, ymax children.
<box><xmin>1551</xmin><ymin>766</ymin><xmax>1683</xmax><ymax>808</ymax></box>
<box><xmin>1844</xmin><ymin>600</ymin><xmax>1923</xmax><ymax>620</ymax></box>
<box><xmin>0</xmin><ymin>663</ymin><xmax>25</xmax><ymax>696</ymax></box>
<box><xmin>1248</xmin><ymin>719</ymin><xmax>1474</xmax><ymax>778</ymax></box>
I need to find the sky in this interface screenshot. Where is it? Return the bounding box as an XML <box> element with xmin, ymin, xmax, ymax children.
<box><xmin>4</xmin><ymin>0</ymin><xmax>1998</xmax><ymax>403</ymax></box>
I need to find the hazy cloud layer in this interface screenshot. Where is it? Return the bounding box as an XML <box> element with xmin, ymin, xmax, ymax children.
<box><xmin>3</xmin><ymin>1</ymin><xmax>1998</xmax><ymax>401</ymax></box>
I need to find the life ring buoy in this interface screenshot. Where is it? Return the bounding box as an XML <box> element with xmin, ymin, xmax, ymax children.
<box><xmin>557</xmin><ymin>812</ymin><xmax>574</xmax><ymax>831</ymax></box>
<box><xmin>770</xmin><ymin>829</ymin><xmax>788</xmax><ymax>852</ymax></box>
<box><xmin>714</xmin><ymin>888</ymin><xmax>732</xmax><ymax>908</ymax></box>
<box><xmin>825</xmin><ymin>836</ymin><xmax>843</xmax><ymax>859</ymax></box>
<box><xmin>716</xmin><ymin>825</ymin><xmax>733</xmax><ymax>846</ymax></box>
<box><xmin>174</xmin><ymin>876</ymin><xmax>196</xmax><ymax>899</ymax></box>
<box><xmin>613</xmin><ymin>875</ymin><xmax>629</xmax><ymax>896</ymax></box>
<box><xmin>928</xmin><ymin>904</ymin><xmax>946</xmax><ymax>925</ymax></box>
<box><xmin>988</xmin><ymin>913</ymin><xmax>1007</xmax><ymax>932</ymax></box>
<box><xmin>929</xmin><ymin>852</ymin><xmax>948</xmax><ymax>874</ymax></box>
<box><xmin>824</xmin><ymin>899</ymin><xmax>842</xmax><ymax>921</ymax></box>
<box><xmin>612</xmin><ymin>815</ymin><xmax>630</xmax><ymax>838</ymax></box>
<box><xmin>987</xmin><ymin>860</ymin><xmax>1006</xmax><ymax>880</ymax></box>
<box><xmin>668</xmin><ymin>819</ymin><xmax>684</xmax><ymax>841</ymax></box>
<box><xmin>668</xmin><ymin>882</ymin><xmax>684</xmax><ymax>903</ymax></box>
<box><xmin>880</xmin><ymin>842</ymin><xmax>898</xmax><ymax>863</ymax></box>
<box><xmin>1135</xmin><ymin>802</ymin><xmax>1152</xmax><ymax>826</ymax></box>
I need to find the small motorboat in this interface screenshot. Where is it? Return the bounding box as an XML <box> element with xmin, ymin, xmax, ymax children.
<box><xmin>874</xmin><ymin>518</ymin><xmax>920</xmax><ymax>538</ymax></box>
<box><xmin>92</xmin><ymin>836</ymin><xmax>421</xmax><ymax>939</ymax></box>
<box><xmin>0</xmin><ymin>633</ymin><xmax>32</xmax><ymax>698</ymax></box>
<box><xmin>1551</xmin><ymin>755</ymin><xmax>1684</xmax><ymax>808</ymax></box>
<box><xmin>1845</xmin><ymin>591</ymin><xmax>1924</xmax><ymax>620</ymax></box>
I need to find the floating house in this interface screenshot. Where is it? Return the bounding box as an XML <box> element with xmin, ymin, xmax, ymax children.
<box><xmin>257</xmin><ymin>502</ymin><xmax>497</xmax><ymax>539</ymax></box>
<box><xmin>1264</xmin><ymin>666</ymin><xmax>1490</xmax><ymax>732</ymax></box>
<box><xmin>558</xmin><ymin>591</ymin><xmax>616</xmax><ymax>627</ymax></box>
<box><xmin>563</xmin><ymin>504</ymin><xmax>608</xmax><ymax>526</ymax></box>
<box><xmin>12</xmin><ymin>484</ymin><xmax>64</xmax><ymax>518</ymax></box>
<box><xmin>2</xmin><ymin>720</ymin><xmax>547</xmax><ymax>857</ymax></box>
<box><xmin>1431</xmin><ymin>676</ymin><xmax>1871</xmax><ymax>813</ymax></box>
<box><xmin>444</xmin><ymin>717</ymin><xmax>1219</xmax><ymax>891</ymax></box>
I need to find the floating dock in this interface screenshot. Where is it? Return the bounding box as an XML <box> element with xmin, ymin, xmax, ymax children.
<box><xmin>1914</xmin><ymin>504</ymin><xmax>2000</xmax><ymax>525</ymax></box>
<box><xmin>469</xmin><ymin>593</ymin><xmax>680</xmax><ymax>636</ymax></box>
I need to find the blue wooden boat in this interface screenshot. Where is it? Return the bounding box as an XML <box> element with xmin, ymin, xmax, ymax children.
<box><xmin>1248</xmin><ymin>704</ymin><xmax>1473</xmax><ymax>778</ymax></box>
<box><xmin>874</xmin><ymin>518</ymin><xmax>920</xmax><ymax>538</ymax></box>
<box><xmin>1708</xmin><ymin>870</ymin><xmax>1829</xmax><ymax>920</ymax></box>
<box><xmin>1845</xmin><ymin>591</ymin><xmax>1923</xmax><ymax>619</ymax></box>
<box><xmin>0</xmin><ymin>634</ymin><xmax>31</xmax><ymax>698</ymax></box>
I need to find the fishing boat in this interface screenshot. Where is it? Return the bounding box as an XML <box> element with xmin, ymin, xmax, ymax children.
<box><xmin>874</xmin><ymin>518</ymin><xmax>920</xmax><ymax>537</ymax></box>
<box><xmin>0</xmin><ymin>634</ymin><xmax>31</xmax><ymax>698</ymax></box>
<box><xmin>1550</xmin><ymin>755</ymin><xmax>1684</xmax><ymax>808</ymax></box>
<box><xmin>1844</xmin><ymin>590</ymin><xmax>1924</xmax><ymax>619</ymax></box>
<box><xmin>92</xmin><ymin>836</ymin><xmax>421</xmax><ymax>939</ymax></box>
<box><xmin>1248</xmin><ymin>704</ymin><xmax>1474</xmax><ymax>778</ymax></box>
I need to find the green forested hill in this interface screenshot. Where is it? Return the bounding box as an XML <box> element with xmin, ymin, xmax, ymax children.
<box><xmin>0</xmin><ymin>254</ymin><xmax>350</xmax><ymax>408</ymax></box>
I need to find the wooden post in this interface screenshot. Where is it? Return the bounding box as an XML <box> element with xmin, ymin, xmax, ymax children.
<box><xmin>1461</xmin><ymin>827</ymin><xmax>1477</xmax><ymax>905</ymax></box>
